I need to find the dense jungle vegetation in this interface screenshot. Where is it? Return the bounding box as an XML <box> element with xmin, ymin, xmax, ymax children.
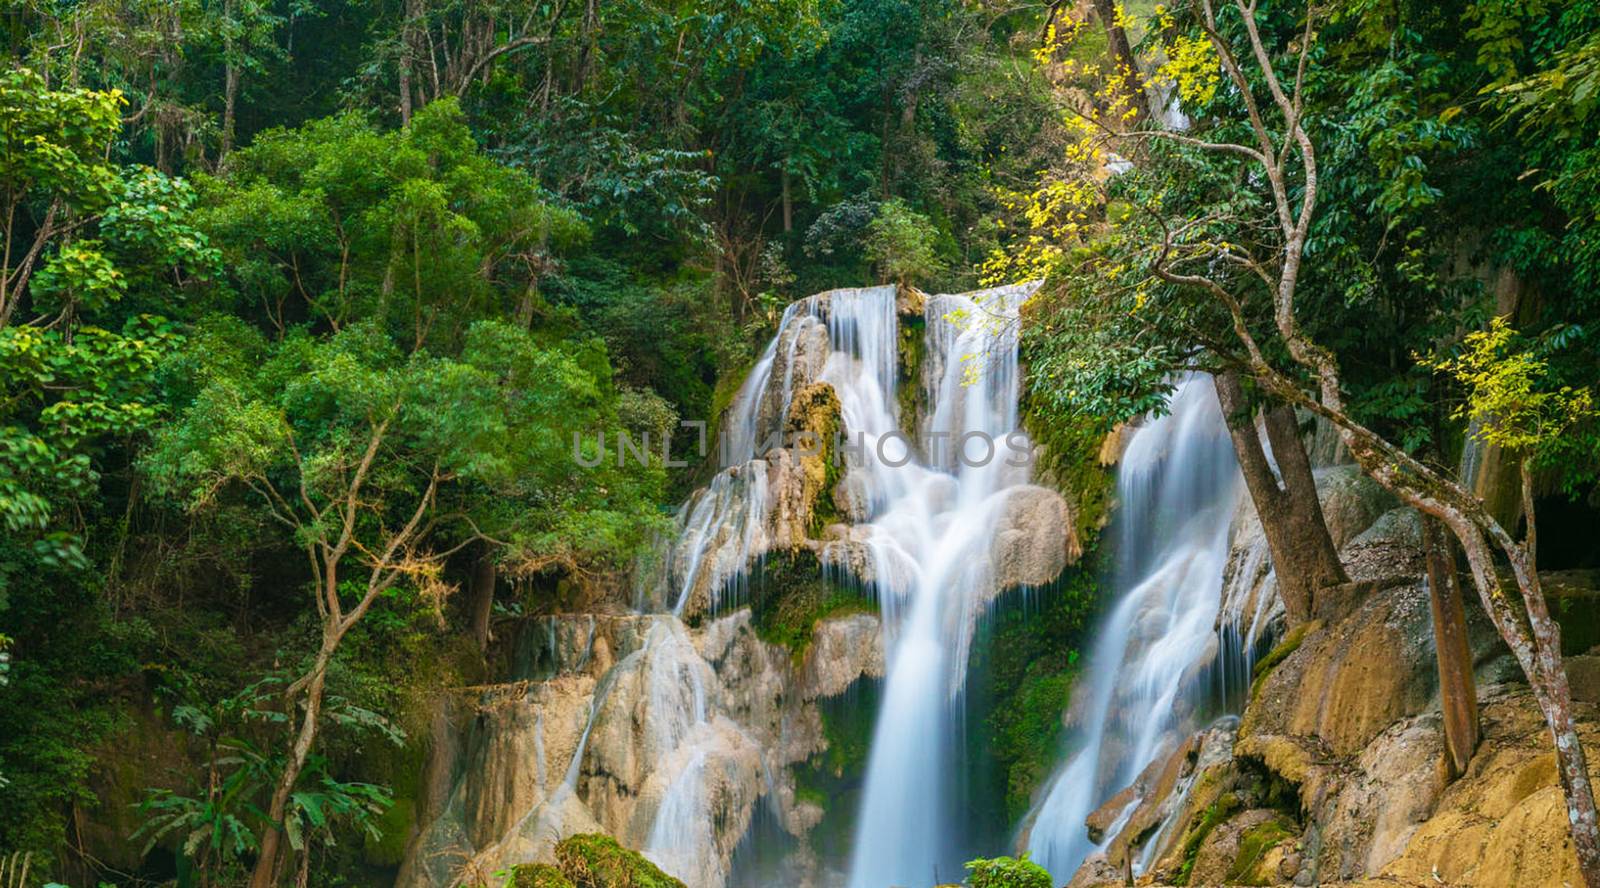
<box><xmin>3</xmin><ymin>0</ymin><xmax>1600</xmax><ymax>884</ymax></box>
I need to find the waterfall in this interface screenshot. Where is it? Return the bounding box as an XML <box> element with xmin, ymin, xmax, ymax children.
<box><xmin>1025</xmin><ymin>375</ymin><xmax>1244</xmax><ymax>881</ymax></box>
<box><xmin>843</xmin><ymin>283</ymin><xmax>1038</xmax><ymax>888</ymax></box>
<box><xmin>640</xmin><ymin>282</ymin><xmax>1049</xmax><ymax>886</ymax></box>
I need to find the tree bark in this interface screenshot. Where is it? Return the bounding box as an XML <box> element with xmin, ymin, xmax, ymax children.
<box><xmin>399</xmin><ymin>0</ymin><xmax>424</xmax><ymax>125</ymax></box>
<box><xmin>248</xmin><ymin>639</ymin><xmax>334</xmax><ymax>888</ymax></box>
<box><xmin>469</xmin><ymin>543</ymin><xmax>497</xmax><ymax>652</ymax></box>
<box><xmin>221</xmin><ymin>0</ymin><xmax>239</xmax><ymax>160</ymax></box>
<box><xmin>1422</xmin><ymin>513</ymin><xmax>1480</xmax><ymax>779</ymax></box>
<box><xmin>781</xmin><ymin>166</ymin><xmax>793</xmax><ymax>234</ymax></box>
<box><xmin>1214</xmin><ymin>371</ymin><xmax>1348</xmax><ymax>624</ymax></box>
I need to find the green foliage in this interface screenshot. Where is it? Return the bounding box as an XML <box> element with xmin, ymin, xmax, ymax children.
<box><xmin>1422</xmin><ymin>317</ymin><xmax>1595</xmax><ymax>478</ymax></box>
<box><xmin>134</xmin><ymin>676</ymin><xmax>400</xmax><ymax>878</ymax></box>
<box><xmin>196</xmin><ymin>100</ymin><xmax>586</xmax><ymax>345</ymax></box>
<box><xmin>964</xmin><ymin>853</ymin><xmax>1053</xmax><ymax>888</ymax></box>
<box><xmin>865</xmin><ymin>198</ymin><xmax>946</xmax><ymax>286</ymax></box>
<box><xmin>0</xmin><ymin>68</ymin><xmax>124</xmax><ymax>224</ymax></box>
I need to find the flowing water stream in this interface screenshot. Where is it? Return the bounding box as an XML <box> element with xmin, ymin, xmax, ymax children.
<box><xmin>1025</xmin><ymin>375</ymin><xmax>1246</xmax><ymax>880</ymax></box>
<box><xmin>651</xmin><ymin>283</ymin><xmax>1047</xmax><ymax>885</ymax></box>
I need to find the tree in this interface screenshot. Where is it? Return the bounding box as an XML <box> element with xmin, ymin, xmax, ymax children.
<box><xmin>195</xmin><ymin>99</ymin><xmax>586</xmax><ymax>342</ymax></box>
<box><xmin>0</xmin><ymin>70</ymin><xmax>124</xmax><ymax>328</ymax></box>
<box><xmin>865</xmin><ymin>198</ymin><xmax>945</xmax><ymax>286</ymax></box>
<box><xmin>144</xmin><ymin>318</ymin><xmax>662</xmax><ymax>886</ymax></box>
<box><xmin>1214</xmin><ymin>371</ymin><xmax>1348</xmax><ymax>624</ymax></box>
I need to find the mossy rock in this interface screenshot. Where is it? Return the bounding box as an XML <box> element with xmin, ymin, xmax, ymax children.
<box><xmin>553</xmin><ymin>834</ymin><xmax>685</xmax><ymax>888</ymax></box>
<box><xmin>896</xmin><ymin>314</ymin><xmax>926</xmax><ymax>438</ymax></box>
<box><xmin>511</xmin><ymin>863</ymin><xmax>578</xmax><ymax>888</ymax></box>
<box><xmin>784</xmin><ymin>381</ymin><xmax>846</xmax><ymax>534</ymax></box>
<box><xmin>748</xmin><ymin>550</ymin><xmax>875</xmax><ymax>661</ymax></box>
<box><xmin>1248</xmin><ymin>619</ymin><xmax>1319</xmax><ymax>700</ymax></box>
<box><xmin>1225</xmin><ymin>816</ymin><xmax>1296</xmax><ymax>885</ymax></box>
<box><xmin>1019</xmin><ymin>400</ymin><xmax>1113</xmax><ymax>546</ymax></box>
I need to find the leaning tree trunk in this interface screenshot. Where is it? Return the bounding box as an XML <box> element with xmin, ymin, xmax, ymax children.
<box><xmin>248</xmin><ymin>641</ymin><xmax>334</xmax><ymax>888</ymax></box>
<box><xmin>1214</xmin><ymin>371</ymin><xmax>1348</xmax><ymax>624</ymax></box>
<box><xmin>1422</xmin><ymin>513</ymin><xmax>1480</xmax><ymax>779</ymax></box>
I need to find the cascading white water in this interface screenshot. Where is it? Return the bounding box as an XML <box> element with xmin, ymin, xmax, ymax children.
<box><xmin>843</xmin><ymin>284</ymin><xmax>1037</xmax><ymax>888</ymax></box>
<box><xmin>1026</xmin><ymin>375</ymin><xmax>1244</xmax><ymax>881</ymax></box>
<box><xmin>641</xmin><ymin>282</ymin><xmax>1048</xmax><ymax>886</ymax></box>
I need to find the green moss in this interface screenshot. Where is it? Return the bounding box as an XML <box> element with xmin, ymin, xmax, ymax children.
<box><xmin>748</xmin><ymin>550</ymin><xmax>876</xmax><ymax>662</ymax></box>
<box><xmin>789</xmin><ymin>676</ymin><xmax>883</xmax><ymax>864</ymax></box>
<box><xmin>1249</xmin><ymin>620</ymin><xmax>1318</xmax><ymax>700</ymax></box>
<box><xmin>1174</xmin><ymin>793</ymin><xmax>1243</xmax><ymax>886</ymax></box>
<box><xmin>781</xmin><ymin>382</ymin><xmax>845</xmax><ymax>536</ymax></box>
<box><xmin>362</xmin><ymin>797</ymin><xmax>415</xmax><ymax>867</ymax></box>
<box><xmin>897</xmin><ymin>314</ymin><xmax>926</xmax><ymax>438</ymax></box>
<box><xmin>511</xmin><ymin>863</ymin><xmax>578</xmax><ymax>888</ymax></box>
<box><xmin>965</xmin><ymin>853</ymin><xmax>1053</xmax><ymax>888</ymax></box>
<box><xmin>553</xmin><ymin>833</ymin><xmax>685</xmax><ymax>888</ymax></box>
<box><xmin>710</xmin><ymin>358</ymin><xmax>755</xmax><ymax>429</ymax></box>
<box><xmin>1225</xmin><ymin>817</ymin><xmax>1295</xmax><ymax>885</ymax></box>
<box><xmin>1020</xmin><ymin>399</ymin><xmax>1114</xmax><ymax>547</ymax></box>
<box><xmin>966</xmin><ymin>562</ymin><xmax>1101</xmax><ymax>821</ymax></box>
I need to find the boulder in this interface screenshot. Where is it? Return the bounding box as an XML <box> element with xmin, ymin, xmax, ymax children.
<box><xmin>1312</xmin><ymin>465</ymin><xmax>1399</xmax><ymax>549</ymax></box>
<box><xmin>1338</xmin><ymin>506</ymin><xmax>1425</xmax><ymax>587</ymax></box>
<box><xmin>1187</xmin><ymin>808</ymin><xmax>1295</xmax><ymax>886</ymax></box>
<box><xmin>989</xmin><ymin>483</ymin><xmax>1078</xmax><ymax>592</ymax></box>
<box><xmin>801</xmin><ymin>613</ymin><xmax>886</xmax><ymax>699</ymax></box>
<box><xmin>1099</xmin><ymin>720</ymin><xmax>1238</xmax><ymax>872</ymax></box>
<box><xmin>1312</xmin><ymin>708</ymin><xmax>1448</xmax><ymax>879</ymax></box>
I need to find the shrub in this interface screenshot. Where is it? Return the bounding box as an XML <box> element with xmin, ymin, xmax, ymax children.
<box><xmin>965</xmin><ymin>853</ymin><xmax>1053</xmax><ymax>888</ymax></box>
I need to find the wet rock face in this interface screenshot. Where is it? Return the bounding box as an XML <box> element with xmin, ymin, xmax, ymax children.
<box><xmin>398</xmin><ymin>612</ymin><xmax>885</xmax><ymax>888</ymax></box>
<box><xmin>1062</xmin><ymin>438</ymin><xmax>1600</xmax><ymax>888</ymax></box>
<box><xmin>989</xmin><ymin>484</ymin><xmax>1079</xmax><ymax>593</ymax></box>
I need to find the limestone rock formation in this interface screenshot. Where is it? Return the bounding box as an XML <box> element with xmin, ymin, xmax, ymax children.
<box><xmin>989</xmin><ymin>483</ymin><xmax>1080</xmax><ymax>592</ymax></box>
<box><xmin>398</xmin><ymin>611</ymin><xmax>886</xmax><ymax>888</ymax></box>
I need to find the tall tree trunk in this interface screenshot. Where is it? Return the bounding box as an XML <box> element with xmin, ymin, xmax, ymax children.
<box><xmin>248</xmin><ymin>640</ymin><xmax>334</xmax><ymax>888</ymax></box>
<box><xmin>1214</xmin><ymin>371</ymin><xmax>1348</xmax><ymax>624</ymax></box>
<box><xmin>399</xmin><ymin>0</ymin><xmax>424</xmax><ymax>124</ymax></box>
<box><xmin>221</xmin><ymin>0</ymin><xmax>239</xmax><ymax>160</ymax></box>
<box><xmin>469</xmin><ymin>544</ymin><xmax>497</xmax><ymax>652</ymax></box>
<box><xmin>1091</xmin><ymin>0</ymin><xmax>1148</xmax><ymax>126</ymax></box>
<box><xmin>1423</xmin><ymin>513</ymin><xmax>1480</xmax><ymax>779</ymax></box>
<box><xmin>781</xmin><ymin>166</ymin><xmax>793</xmax><ymax>234</ymax></box>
